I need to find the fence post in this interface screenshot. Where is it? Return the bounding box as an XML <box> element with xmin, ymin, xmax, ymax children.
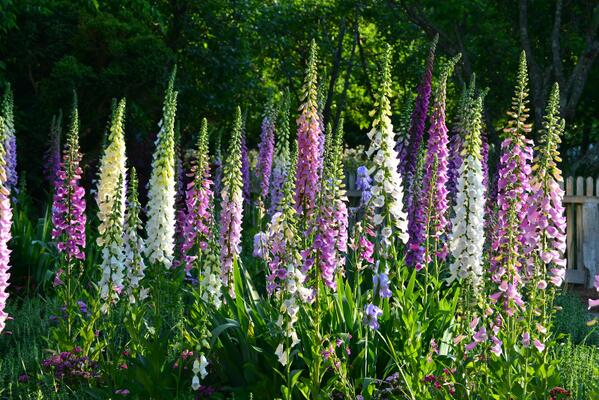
<box><xmin>582</xmin><ymin>177</ymin><xmax>599</xmax><ymax>287</ymax></box>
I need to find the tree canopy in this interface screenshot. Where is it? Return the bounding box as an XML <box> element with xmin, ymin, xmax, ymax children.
<box><xmin>0</xmin><ymin>0</ymin><xmax>597</xmax><ymax>194</ymax></box>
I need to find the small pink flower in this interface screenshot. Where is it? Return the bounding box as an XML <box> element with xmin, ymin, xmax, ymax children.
<box><xmin>588</xmin><ymin>298</ymin><xmax>599</xmax><ymax>310</ymax></box>
<box><xmin>521</xmin><ymin>332</ymin><xmax>531</xmax><ymax>347</ymax></box>
<box><xmin>465</xmin><ymin>341</ymin><xmax>477</xmax><ymax>351</ymax></box>
<box><xmin>533</xmin><ymin>339</ymin><xmax>545</xmax><ymax>352</ymax></box>
<box><xmin>536</xmin><ymin>323</ymin><xmax>547</xmax><ymax>334</ymax></box>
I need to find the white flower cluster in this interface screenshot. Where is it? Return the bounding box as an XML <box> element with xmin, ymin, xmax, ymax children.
<box><xmin>365</xmin><ymin>74</ymin><xmax>409</xmax><ymax>247</ymax></box>
<box><xmin>123</xmin><ymin>170</ymin><xmax>147</xmax><ymax>304</ymax></box>
<box><xmin>200</xmin><ymin>247</ymin><xmax>223</xmax><ymax>309</ymax></box>
<box><xmin>448</xmin><ymin>96</ymin><xmax>486</xmax><ymax>291</ymax></box>
<box><xmin>191</xmin><ymin>354</ymin><xmax>209</xmax><ymax>391</ymax></box>
<box><xmin>145</xmin><ymin>83</ymin><xmax>178</xmax><ymax>268</ymax></box>
<box><xmin>448</xmin><ymin>154</ymin><xmax>485</xmax><ymax>289</ymax></box>
<box><xmin>96</xmin><ymin>100</ymin><xmax>127</xmax><ymax>310</ymax></box>
<box><xmin>98</xmin><ymin>179</ymin><xmax>126</xmax><ymax>311</ymax></box>
<box><xmin>96</xmin><ymin>99</ymin><xmax>127</xmax><ymax>247</ymax></box>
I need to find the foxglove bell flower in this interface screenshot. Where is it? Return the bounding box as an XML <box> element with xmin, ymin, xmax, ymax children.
<box><xmin>145</xmin><ymin>70</ymin><xmax>178</xmax><ymax>268</ymax></box>
<box><xmin>408</xmin><ymin>55</ymin><xmax>459</xmax><ymax>268</ymax></box>
<box><xmin>404</xmin><ymin>36</ymin><xmax>437</xmax><ymax>207</ymax></box>
<box><xmin>96</xmin><ymin>99</ymin><xmax>127</xmax><ymax>247</ymax></box>
<box><xmin>447</xmin><ymin>83</ymin><xmax>473</xmax><ymax>205</ymax></box>
<box><xmin>219</xmin><ymin>107</ymin><xmax>244</xmax><ymax>289</ymax></box>
<box><xmin>265</xmin><ymin>149</ymin><xmax>311</xmax><ymax>302</ymax></box>
<box><xmin>44</xmin><ymin>112</ymin><xmax>62</xmax><ymax>185</ymax></box>
<box><xmin>98</xmin><ymin>175</ymin><xmax>126</xmax><ymax>308</ymax></box>
<box><xmin>588</xmin><ymin>275</ymin><xmax>599</xmax><ymax>310</ymax></box>
<box><xmin>201</xmin><ymin>235</ymin><xmax>223</xmax><ymax>308</ymax></box>
<box><xmin>240</xmin><ymin>125</ymin><xmax>250</xmax><ymax>204</ymax></box>
<box><xmin>180</xmin><ymin>119</ymin><xmax>214</xmax><ymax>271</ymax></box>
<box><xmin>51</xmin><ymin>96</ymin><xmax>86</xmax><ymax>262</ymax></box>
<box><xmin>373</xmin><ymin>272</ymin><xmax>392</xmax><ymax>298</ymax></box>
<box><xmin>258</xmin><ymin>104</ymin><xmax>275</xmax><ymax>201</ymax></box>
<box><xmin>1</xmin><ymin>84</ymin><xmax>17</xmax><ymax>192</ymax></box>
<box><xmin>363</xmin><ymin>303</ymin><xmax>382</xmax><ymax>330</ymax></box>
<box><xmin>447</xmin><ymin>95</ymin><xmax>486</xmax><ymax>290</ymax></box>
<box><xmin>365</xmin><ymin>45</ymin><xmax>409</xmax><ymax>250</ymax></box>
<box><xmin>395</xmin><ymin>96</ymin><xmax>413</xmax><ymax>174</ymax></box>
<box><xmin>213</xmin><ymin>133</ymin><xmax>223</xmax><ymax>199</ymax></box>
<box><xmin>269</xmin><ymin>92</ymin><xmax>291</xmax><ymax>214</ymax></box>
<box><xmin>295</xmin><ymin>40</ymin><xmax>323</xmax><ymax>221</ymax></box>
<box><xmin>491</xmin><ymin>52</ymin><xmax>534</xmax><ymax>315</ymax></box>
<box><xmin>123</xmin><ymin>168</ymin><xmax>147</xmax><ymax>303</ymax></box>
<box><xmin>0</xmin><ymin>116</ymin><xmax>13</xmax><ymax>333</ymax></box>
<box><xmin>356</xmin><ymin>165</ymin><xmax>372</xmax><ymax>206</ymax></box>
<box><xmin>523</xmin><ymin>83</ymin><xmax>567</xmax><ymax>286</ymax></box>
<box><xmin>313</xmin><ymin>122</ymin><xmax>348</xmax><ymax>290</ymax></box>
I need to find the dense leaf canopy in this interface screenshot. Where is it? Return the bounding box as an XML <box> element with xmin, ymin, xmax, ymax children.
<box><xmin>0</xmin><ymin>0</ymin><xmax>597</xmax><ymax>196</ymax></box>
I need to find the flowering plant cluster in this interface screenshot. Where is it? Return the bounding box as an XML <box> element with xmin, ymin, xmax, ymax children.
<box><xmin>3</xmin><ymin>41</ymin><xmax>592</xmax><ymax>400</ymax></box>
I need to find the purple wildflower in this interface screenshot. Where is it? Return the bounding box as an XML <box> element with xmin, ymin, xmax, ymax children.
<box><xmin>258</xmin><ymin>106</ymin><xmax>275</xmax><ymax>201</ymax></box>
<box><xmin>51</xmin><ymin>96</ymin><xmax>86</xmax><ymax>262</ymax></box>
<box><xmin>373</xmin><ymin>272</ymin><xmax>392</xmax><ymax>298</ymax></box>
<box><xmin>294</xmin><ymin>40</ymin><xmax>322</xmax><ymax>222</ymax></box>
<box><xmin>240</xmin><ymin>124</ymin><xmax>250</xmax><ymax>204</ymax></box>
<box><xmin>180</xmin><ymin>119</ymin><xmax>214</xmax><ymax>272</ymax></box>
<box><xmin>523</xmin><ymin>83</ymin><xmax>567</xmax><ymax>286</ymax></box>
<box><xmin>44</xmin><ymin>112</ymin><xmax>63</xmax><ymax>185</ymax></box>
<box><xmin>355</xmin><ymin>165</ymin><xmax>372</xmax><ymax>206</ymax></box>
<box><xmin>407</xmin><ymin>56</ymin><xmax>458</xmax><ymax>268</ymax></box>
<box><xmin>219</xmin><ymin>108</ymin><xmax>244</xmax><ymax>290</ymax></box>
<box><xmin>313</xmin><ymin>121</ymin><xmax>348</xmax><ymax>290</ymax></box>
<box><xmin>1</xmin><ymin>85</ymin><xmax>17</xmax><ymax>192</ymax></box>
<box><xmin>269</xmin><ymin>92</ymin><xmax>291</xmax><ymax>215</ymax></box>
<box><xmin>0</xmin><ymin>115</ymin><xmax>13</xmax><ymax>334</ymax></box>
<box><xmin>491</xmin><ymin>52</ymin><xmax>533</xmax><ymax>315</ymax></box>
<box><xmin>363</xmin><ymin>303</ymin><xmax>382</xmax><ymax>330</ymax></box>
<box><xmin>404</xmin><ymin>35</ymin><xmax>438</xmax><ymax>210</ymax></box>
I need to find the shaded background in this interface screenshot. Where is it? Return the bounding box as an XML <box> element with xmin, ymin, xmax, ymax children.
<box><xmin>0</xmin><ymin>0</ymin><xmax>597</xmax><ymax>203</ymax></box>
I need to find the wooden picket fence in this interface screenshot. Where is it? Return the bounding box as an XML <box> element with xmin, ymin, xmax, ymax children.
<box><xmin>344</xmin><ymin>173</ymin><xmax>599</xmax><ymax>288</ymax></box>
<box><xmin>564</xmin><ymin>177</ymin><xmax>599</xmax><ymax>287</ymax></box>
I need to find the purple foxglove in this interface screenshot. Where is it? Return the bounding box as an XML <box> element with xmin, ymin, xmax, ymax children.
<box><xmin>356</xmin><ymin>165</ymin><xmax>372</xmax><ymax>206</ymax></box>
<box><xmin>1</xmin><ymin>84</ymin><xmax>17</xmax><ymax>192</ymax></box>
<box><xmin>395</xmin><ymin>96</ymin><xmax>413</xmax><ymax>174</ymax></box>
<box><xmin>51</xmin><ymin>96</ymin><xmax>86</xmax><ymax>262</ymax></box>
<box><xmin>408</xmin><ymin>55</ymin><xmax>459</xmax><ymax>268</ymax></box>
<box><xmin>313</xmin><ymin>120</ymin><xmax>348</xmax><ymax>290</ymax></box>
<box><xmin>294</xmin><ymin>40</ymin><xmax>323</xmax><ymax>222</ymax></box>
<box><xmin>404</xmin><ymin>35</ymin><xmax>438</xmax><ymax>210</ymax></box>
<box><xmin>491</xmin><ymin>52</ymin><xmax>534</xmax><ymax>315</ymax></box>
<box><xmin>219</xmin><ymin>107</ymin><xmax>244</xmax><ymax>289</ymax></box>
<box><xmin>523</xmin><ymin>83</ymin><xmax>567</xmax><ymax>286</ymax></box>
<box><xmin>363</xmin><ymin>303</ymin><xmax>382</xmax><ymax>330</ymax></box>
<box><xmin>240</xmin><ymin>123</ymin><xmax>250</xmax><ymax>204</ymax></box>
<box><xmin>0</xmin><ymin>115</ymin><xmax>13</xmax><ymax>333</ymax></box>
<box><xmin>265</xmin><ymin>149</ymin><xmax>312</xmax><ymax>302</ymax></box>
<box><xmin>44</xmin><ymin>112</ymin><xmax>62</xmax><ymax>185</ymax></box>
<box><xmin>269</xmin><ymin>92</ymin><xmax>291</xmax><ymax>215</ymax></box>
<box><xmin>180</xmin><ymin>118</ymin><xmax>214</xmax><ymax>272</ymax></box>
<box><xmin>258</xmin><ymin>104</ymin><xmax>275</xmax><ymax>201</ymax></box>
<box><xmin>213</xmin><ymin>132</ymin><xmax>223</xmax><ymax>200</ymax></box>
